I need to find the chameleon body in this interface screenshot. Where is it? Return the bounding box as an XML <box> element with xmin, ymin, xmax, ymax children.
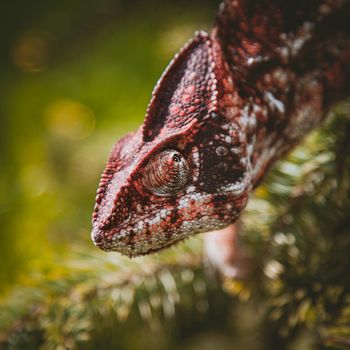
<box><xmin>92</xmin><ymin>0</ymin><xmax>350</xmax><ymax>257</ymax></box>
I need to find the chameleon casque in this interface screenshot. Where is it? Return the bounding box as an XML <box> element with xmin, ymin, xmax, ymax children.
<box><xmin>92</xmin><ymin>0</ymin><xmax>350</xmax><ymax>262</ymax></box>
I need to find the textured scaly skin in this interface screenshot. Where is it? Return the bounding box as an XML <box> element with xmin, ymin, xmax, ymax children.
<box><xmin>92</xmin><ymin>0</ymin><xmax>350</xmax><ymax>257</ymax></box>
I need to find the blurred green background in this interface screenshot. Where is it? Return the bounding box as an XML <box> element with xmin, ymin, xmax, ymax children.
<box><xmin>1</xmin><ymin>1</ymin><xmax>350</xmax><ymax>349</ymax></box>
<box><xmin>0</xmin><ymin>0</ymin><xmax>219</xmax><ymax>286</ymax></box>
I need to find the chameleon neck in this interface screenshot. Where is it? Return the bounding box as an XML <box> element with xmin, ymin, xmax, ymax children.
<box><xmin>213</xmin><ymin>0</ymin><xmax>350</xmax><ymax>185</ymax></box>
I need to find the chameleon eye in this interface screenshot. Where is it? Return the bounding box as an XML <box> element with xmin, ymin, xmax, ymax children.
<box><xmin>142</xmin><ymin>149</ymin><xmax>190</xmax><ymax>196</ymax></box>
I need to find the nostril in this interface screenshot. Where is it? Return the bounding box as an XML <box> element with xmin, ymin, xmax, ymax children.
<box><xmin>94</xmin><ymin>235</ymin><xmax>102</xmax><ymax>243</ymax></box>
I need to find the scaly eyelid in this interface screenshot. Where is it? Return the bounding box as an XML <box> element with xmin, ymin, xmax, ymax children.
<box><xmin>141</xmin><ymin>149</ymin><xmax>190</xmax><ymax>197</ymax></box>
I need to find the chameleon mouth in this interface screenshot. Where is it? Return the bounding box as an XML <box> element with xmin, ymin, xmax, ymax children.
<box><xmin>92</xmin><ymin>228</ymin><xmax>190</xmax><ymax>257</ymax></box>
<box><xmin>91</xmin><ymin>211</ymin><xmax>189</xmax><ymax>254</ymax></box>
<box><xmin>91</xmin><ymin>192</ymin><xmax>240</xmax><ymax>255</ymax></box>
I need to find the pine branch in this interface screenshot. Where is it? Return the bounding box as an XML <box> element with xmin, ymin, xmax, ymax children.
<box><xmin>0</xmin><ymin>240</ymin><xmax>209</xmax><ymax>349</ymax></box>
<box><xmin>240</xmin><ymin>100</ymin><xmax>350</xmax><ymax>347</ymax></box>
<box><xmin>1</xmin><ymin>100</ymin><xmax>350</xmax><ymax>349</ymax></box>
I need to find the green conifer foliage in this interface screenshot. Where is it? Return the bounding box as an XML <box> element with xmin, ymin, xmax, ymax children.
<box><xmin>1</xmin><ymin>101</ymin><xmax>350</xmax><ymax>349</ymax></box>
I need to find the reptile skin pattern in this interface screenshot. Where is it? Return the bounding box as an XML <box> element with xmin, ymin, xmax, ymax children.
<box><xmin>92</xmin><ymin>0</ymin><xmax>350</xmax><ymax>257</ymax></box>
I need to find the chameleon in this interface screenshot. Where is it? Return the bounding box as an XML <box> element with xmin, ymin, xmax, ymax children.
<box><xmin>91</xmin><ymin>0</ymin><xmax>350</xmax><ymax>260</ymax></box>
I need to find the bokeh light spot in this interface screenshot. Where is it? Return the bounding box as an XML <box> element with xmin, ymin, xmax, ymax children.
<box><xmin>12</xmin><ymin>30</ymin><xmax>50</xmax><ymax>72</ymax></box>
<box><xmin>46</xmin><ymin>99</ymin><xmax>95</xmax><ymax>140</ymax></box>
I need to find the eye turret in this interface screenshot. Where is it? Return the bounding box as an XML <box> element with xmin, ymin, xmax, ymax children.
<box><xmin>142</xmin><ymin>149</ymin><xmax>190</xmax><ymax>196</ymax></box>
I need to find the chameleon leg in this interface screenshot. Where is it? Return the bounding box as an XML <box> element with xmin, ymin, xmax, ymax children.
<box><xmin>204</xmin><ymin>223</ymin><xmax>250</xmax><ymax>279</ymax></box>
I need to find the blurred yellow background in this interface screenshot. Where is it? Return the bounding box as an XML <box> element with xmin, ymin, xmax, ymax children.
<box><xmin>0</xmin><ymin>0</ymin><xmax>218</xmax><ymax>287</ymax></box>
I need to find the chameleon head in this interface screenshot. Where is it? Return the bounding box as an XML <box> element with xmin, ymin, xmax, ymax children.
<box><xmin>91</xmin><ymin>31</ymin><xmax>253</xmax><ymax>256</ymax></box>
